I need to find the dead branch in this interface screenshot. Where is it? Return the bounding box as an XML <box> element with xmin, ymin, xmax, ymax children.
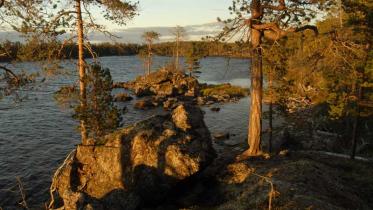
<box><xmin>16</xmin><ymin>177</ymin><xmax>30</xmax><ymax>210</ymax></box>
<box><xmin>252</xmin><ymin>172</ymin><xmax>277</xmax><ymax>210</ymax></box>
<box><xmin>84</xmin><ymin>42</ymin><xmax>98</xmax><ymax>61</ymax></box>
<box><xmin>0</xmin><ymin>65</ymin><xmax>20</xmax><ymax>83</ymax></box>
<box><xmin>57</xmin><ymin>36</ymin><xmax>77</xmax><ymax>58</ymax></box>
<box><xmin>48</xmin><ymin>149</ymin><xmax>76</xmax><ymax>209</ymax></box>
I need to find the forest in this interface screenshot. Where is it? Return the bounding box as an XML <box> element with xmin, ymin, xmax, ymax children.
<box><xmin>0</xmin><ymin>40</ymin><xmax>249</xmax><ymax>62</ymax></box>
<box><xmin>0</xmin><ymin>0</ymin><xmax>372</xmax><ymax>210</ymax></box>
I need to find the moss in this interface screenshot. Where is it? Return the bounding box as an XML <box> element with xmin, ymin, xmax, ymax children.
<box><xmin>200</xmin><ymin>83</ymin><xmax>249</xmax><ymax>98</ymax></box>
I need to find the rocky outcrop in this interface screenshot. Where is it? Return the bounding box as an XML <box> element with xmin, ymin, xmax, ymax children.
<box><xmin>198</xmin><ymin>83</ymin><xmax>249</xmax><ymax>104</ymax></box>
<box><xmin>113</xmin><ymin>70</ymin><xmax>248</xmax><ymax>110</ymax></box>
<box><xmin>151</xmin><ymin>152</ymin><xmax>373</xmax><ymax>210</ymax></box>
<box><xmin>119</xmin><ymin>69</ymin><xmax>200</xmax><ymax>98</ymax></box>
<box><xmin>52</xmin><ymin>104</ymin><xmax>216</xmax><ymax>210</ymax></box>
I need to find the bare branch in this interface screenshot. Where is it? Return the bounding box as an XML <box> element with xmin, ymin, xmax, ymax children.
<box><xmin>294</xmin><ymin>25</ymin><xmax>318</xmax><ymax>36</ymax></box>
<box><xmin>0</xmin><ymin>65</ymin><xmax>20</xmax><ymax>83</ymax></box>
<box><xmin>84</xmin><ymin>42</ymin><xmax>98</xmax><ymax>61</ymax></box>
<box><xmin>45</xmin><ymin>10</ymin><xmax>77</xmax><ymax>33</ymax></box>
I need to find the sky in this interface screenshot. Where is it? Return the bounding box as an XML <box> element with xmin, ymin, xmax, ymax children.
<box><xmin>107</xmin><ymin>0</ymin><xmax>232</xmax><ymax>29</ymax></box>
<box><xmin>0</xmin><ymin>0</ymin><xmax>233</xmax><ymax>42</ymax></box>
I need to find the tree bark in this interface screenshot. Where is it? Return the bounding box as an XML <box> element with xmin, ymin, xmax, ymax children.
<box><xmin>175</xmin><ymin>35</ymin><xmax>179</xmax><ymax>71</ymax></box>
<box><xmin>247</xmin><ymin>46</ymin><xmax>263</xmax><ymax>156</ymax></box>
<box><xmin>339</xmin><ymin>0</ymin><xmax>343</xmax><ymax>28</ymax></box>
<box><xmin>351</xmin><ymin>85</ymin><xmax>362</xmax><ymax>159</ymax></box>
<box><xmin>76</xmin><ymin>0</ymin><xmax>88</xmax><ymax>144</ymax></box>
<box><xmin>147</xmin><ymin>42</ymin><xmax>151</xmax><ymax>75</ymax></box>
<box><xmin>268</xmin><ymin>68</ymin><xmax>273</xmax><ymax>153</ymax></box>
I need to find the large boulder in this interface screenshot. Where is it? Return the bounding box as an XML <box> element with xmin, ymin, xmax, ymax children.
<box><xmin>53</xmin><ymin>104</ymin><xmax>216</xmax><ymax>210</ymax></box>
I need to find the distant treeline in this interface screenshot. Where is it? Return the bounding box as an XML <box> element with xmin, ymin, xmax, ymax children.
<box><xmin>152</xmin><ymin>41</ymin><xmax>250</xmax><ymax>58</ymax></box>
<box><xmin>0</xmin><ymin>41</ymin><xmax>141</xmax><ymax>62</ymax></box>
<box><xmin>0</xmin><ymin>40</ymin><xmax>249</xmax><ymax>62</ymax></box>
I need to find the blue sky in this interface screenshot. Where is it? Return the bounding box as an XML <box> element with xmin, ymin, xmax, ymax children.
<box><xmin>108</xmin><ymin>0</ymin><xmax>232</xmax><ymax>29</ymax></box>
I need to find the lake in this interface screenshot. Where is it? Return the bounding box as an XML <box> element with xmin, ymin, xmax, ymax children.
<box><xmin>0</xmin><ymin>56</ymin><xmax>254</xmax><ymax>209</ymax></box>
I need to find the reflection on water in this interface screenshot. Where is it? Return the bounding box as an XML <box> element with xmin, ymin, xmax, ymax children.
<box><xmin>0</xmin><ymin>56</ymin><xmax>251</xmax><ymax>208</ymax></box>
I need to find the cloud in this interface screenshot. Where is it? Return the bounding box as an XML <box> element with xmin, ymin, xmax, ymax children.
<box><xmin>0</xmin><ymin>22</ymin><xmax>224</xmax><ymax>44</ymax></box>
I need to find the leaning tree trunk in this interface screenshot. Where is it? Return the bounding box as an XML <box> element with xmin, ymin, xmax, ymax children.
<box><xmin>76</xmin><ymin>0</ymin><xmax>88</xmax><ymax>144</ymax></box>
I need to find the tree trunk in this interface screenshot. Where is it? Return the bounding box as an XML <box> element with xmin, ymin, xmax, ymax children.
<box><xmin>247</xmin><ymin>47</ymin><xmax>263</xmax><ymax>155</ymax></box>
<box><xmin>76</xmin><ymin>0</ymin><xmax>88</xmax><ymax>144</ymax></box>
<box><xmin>339</xmin><ymin>0</ymin><xmax>343</xmax><ymax>28</ymax></box>
<box><xmin>147</xmin><ymin>42</ymin><xmax>151</xmax><ymax>75</ymax></box>
<box><xmin>351</xmin><ymin>86</ymin><xmax>362</xmax><ymax>159</ymax></box>
<box><xmin>175</xmin><ymin>36</ymin><xmax>179</xmax><ymax>71</ymax></box>
<box><xmin>268</xmin><ymin>68</ymin><xmax>273</xmax><ymax>153</ymax></box>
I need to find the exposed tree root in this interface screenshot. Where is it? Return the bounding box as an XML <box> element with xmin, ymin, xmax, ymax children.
<box><xmin>235</xmin><ymin>149</ymin><xmax>268</xmax><ymax>161</ymax></box>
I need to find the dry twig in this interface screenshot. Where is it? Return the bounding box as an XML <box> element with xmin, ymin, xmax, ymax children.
<box><xmin>252</xmin><ymin>172</ymin><xmax>277</xmax><ymax>210</ymax></box>
<box><xmin>16</xmin><ymin>177</ymin><xmax>30</xmax><ymax>210</ymax></box>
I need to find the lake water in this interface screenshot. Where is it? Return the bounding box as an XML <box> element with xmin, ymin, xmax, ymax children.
<box><xmin>0</xmin><ymin>56</ymin><xmax>254</xmax><ymax>209</ymax></box>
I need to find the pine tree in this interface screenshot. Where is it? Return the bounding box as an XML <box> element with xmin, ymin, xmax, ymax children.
<box><xmin>218</xmin><ymin>0</ymin><xmax>332</xmax><ymax>158</ymax></box>
<box><xmin>142</xmin><ymin>31</ymin><xmax>160</xmax><ymax>75</ymax></box>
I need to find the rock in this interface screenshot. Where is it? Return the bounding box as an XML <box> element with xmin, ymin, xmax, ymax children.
<box><xmin>151</xmin><ymin>95</ymin><xmax>166</xmax><ymax>107</ymax></box>
<box><xmin>123</xmin><ymin>81</ymin><xmax>136</xmax><ymax>90</ymax></box>
<box><xmin>205</xmin><ymin>100</ymin><xmax>215</xmax><ymax>105</ymax></box>
<box><xmin>114</xmin><ymin>93</ymin><xmax>133</xmax><ymax>102</ymax></box>
<box><xmin>184</xmin><ymin>77</ymin><xmax>200</xmax><ymax>97</ymax></box>
<box><xmin>223</xmin><ymin>140</ymin><xmax>240</xmax><ymax>147</ymax></box>
<box><xmin>134</xmin><ymin>98</ymin><xmax>156</xmax><ymax>110</ymax></box>
<box><xmin>279</xmin><ymin>128</ymin><xmax>300</xmax><ymax>150</ymax></box>
<box><xmin>53</xmin><ymin>104</ymin><xmax>216</xmax><ymax>210</ymax></box>
<box><xmin>196</xmin><ymin>96</ymin><xmax>206</xmax><ymax>105</ymax></box>
<box><xmin>134</xmin><ymin>86</ymin><xmax>152</xmax><ymax>97</ymax></box>
<box><xmin>357</xmin><ymin>144</ymin><xmax>373</xmax><ymax>156</ymax></box>
<box><xmin>279</xmin><ymin>149</ymin><xmax>290</xmax><ymax>156</ymax></box>
<box><xmin>116</xmin><ymin>70</ymin><xmax>247</xmax><ymax>109</ymax></box>
<box><xmin>172</xmin><ymin>104</ymin><xmax>205</xmax><ymax>131</ymax></box>
<box><xmin>150</xmin><ymin>81</ymin><xmax>176</xmax><ymax>97</ymax></box>
<box><xmin>213</xmin><ymin>132</ymin><xmax>230</xmax><ymax>140</ymax></box>
<box><xmin>163</xmin><ymin>97</ymin><xmax>179</xmax><ymax>110</ymax></box>
<box><xmin>202</xmin><ymin>154</ymin><xmax>373</xmax><ymax>210</ymax></box>
<box><xmin>112</xmin><ymin>82</ymin><xmax>126</xmax><ymax>89</ymax></box>
<box><xmin>210</xmin><ymin>107</ymin><xmax>221</xmax><ymax>112</ymax></box>
<box><xmin>122</xmin><ymin>106</ymin><xmax>128</xmax><ymax>114</ymax></box>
